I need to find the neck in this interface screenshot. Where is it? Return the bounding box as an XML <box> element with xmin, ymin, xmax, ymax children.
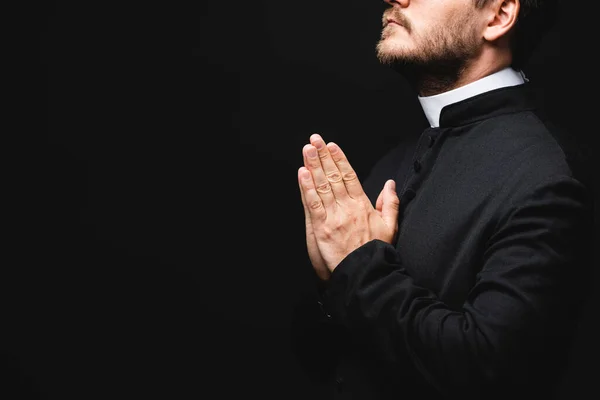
<box><xmin>401</xmin><ymin>49</ymin><xmax>513</xmax><ymax>97</ymax></box>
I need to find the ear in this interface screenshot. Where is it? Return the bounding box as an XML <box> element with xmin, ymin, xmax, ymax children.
<box><xmin>483</xmin><ymin>0</ymin><xmax>520</xmax><ymax>42</ymax></box>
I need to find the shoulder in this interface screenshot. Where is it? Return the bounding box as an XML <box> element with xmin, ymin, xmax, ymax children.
<box><xmin>464</xmin><ymin>109</ymin><xmax>585</xmax><ymax>184</ymax></box>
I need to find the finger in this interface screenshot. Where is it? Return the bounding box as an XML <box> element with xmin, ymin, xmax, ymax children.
<box><xmin>381</xmin><ymin>179</ymin><xmax>400</xmax><ymax>228</ymax></box>
<box><xmin>309</xmin><ymin>133</ymin><xmax>349</xmax><ymax>200</ymax></box>
<box><xmin>298</xmin><ymin>166</ymin><xmax>327</xmax><ymax>222</ymax></box>
<box><xmin>326</xmin><ymin>142</ymin><xmax>366</xmax><ymax>200</ymax></box>
<box><xmin>298</xmin><ymin>167</ymin><xmax>311</xmax><ymax>225</ymax></box>
<box><xmin>303</xmin><ymin>144</ymin><xmax>336</xmax><ymax>208</ymax></box>
<box><xmin>376</xmin><ymin>188</ymin><xmax>384</xmax><ymax>212</ymax></box>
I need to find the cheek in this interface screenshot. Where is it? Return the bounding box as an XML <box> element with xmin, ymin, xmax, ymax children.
<box><xmin>448</xmin><ymin>11</ymin><xmax>481</xmax><ymax>39</ymax></box>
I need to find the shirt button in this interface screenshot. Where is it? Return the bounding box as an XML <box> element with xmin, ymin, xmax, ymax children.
<box><xmin>404</xmin><ymin>188</ymin><xmax>416</xmax><ymax>200</ymax></box>
<box><xmin>413</xmin><ymin>160</ymin><xmax>421</xmax><ymax>172</ymax></box>
<box><xmin>428</xmin><ymin>135</ymin><xmax>435</xmax><ymax>147</ymax></box>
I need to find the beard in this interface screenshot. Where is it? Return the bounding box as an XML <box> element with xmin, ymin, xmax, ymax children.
<box><xmin>376</xmin><ymin>14</ymin><xmax>482</xmax><ymax>94</ymax></box>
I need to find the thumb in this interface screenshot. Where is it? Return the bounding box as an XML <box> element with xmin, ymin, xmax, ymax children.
<box><xmin>381</xmin><ymin>179</ymin><xmax>400</xmax><ymax>227</ymax></box>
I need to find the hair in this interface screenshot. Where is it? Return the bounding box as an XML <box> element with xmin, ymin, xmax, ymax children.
<box><xmin>474</xmin><ymin>0</ymin><xmax>559</xmax><ymax>70</ymax></box>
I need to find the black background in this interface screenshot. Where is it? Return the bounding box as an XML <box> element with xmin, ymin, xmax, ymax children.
<box><xmin>7</xmin><ymin>1</ymin><xmax>597</xmax><ymax>398</ymax></box>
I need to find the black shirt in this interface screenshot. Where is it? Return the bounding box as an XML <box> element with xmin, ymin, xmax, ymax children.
<box><xmin>291</xmin><ymin>83</ymin><xmax>594</xmax><ymax>399</ymax></box>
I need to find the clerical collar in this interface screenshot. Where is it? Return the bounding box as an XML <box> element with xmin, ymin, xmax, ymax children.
<box><xmin>418</xmin><ymin>67</ymin><xmax>527</xmax><ymax>128</ymax></box>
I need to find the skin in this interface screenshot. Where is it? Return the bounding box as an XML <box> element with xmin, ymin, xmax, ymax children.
<box><xmin>299</xmin><ymin>0</ymin><xmax>521</xmax><ymax>280</ymax></box>
<box><xmin>298</xmin><ymin>134</ymin><xmax>399</xmax><ymax>280</ymax></box>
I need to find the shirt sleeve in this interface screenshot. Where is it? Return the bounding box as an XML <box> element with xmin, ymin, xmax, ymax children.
<box><xmin>320</xmin><ymin>174</ymin><xmax>594</xmax><ymax>397</ymax></box>
<box><xmin>289</xmin><ymin>273</ymin><xmax>347</xmax><ymax>384</ymax></box>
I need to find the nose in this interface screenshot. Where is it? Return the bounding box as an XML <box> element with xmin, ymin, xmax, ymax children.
<box><xmin>384</xmin><ymin>0</ymin><xmax>409</xmax><ymax>7</ymax></box>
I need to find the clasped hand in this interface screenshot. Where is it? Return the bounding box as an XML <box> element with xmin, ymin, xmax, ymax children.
<box><xmin>298</xmin><ymin>134</ymin><xmax>400</xmax><ymax>280</ymax></box>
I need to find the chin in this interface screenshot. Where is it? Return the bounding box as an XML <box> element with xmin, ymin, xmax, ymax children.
<box><xmin>376</xmin><ymin>39</ymin><xmax>409</xmax><ymax>64</ymax></box>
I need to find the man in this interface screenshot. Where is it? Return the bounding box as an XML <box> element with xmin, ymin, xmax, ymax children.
<box><xmin>292</xmin><ymin>0</ymin><xmax>594</xmax><ymax>399</ymax></box>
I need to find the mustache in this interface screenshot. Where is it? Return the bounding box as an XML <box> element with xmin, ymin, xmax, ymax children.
<box><xmin>382</xmin><ymin>9</ymin><xmax>411</xmax><ymax>31</ymax></box>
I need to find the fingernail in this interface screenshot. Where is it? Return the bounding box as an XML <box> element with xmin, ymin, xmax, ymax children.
<box><xmin>328</xmin><ymin>143</ymin><xmax>338</xmax><ymax>153</ymax></box>
<box><xmin>307</xmin><ymin>147</ymin><xmax>317</xmax><ymax>158</ymax></box>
